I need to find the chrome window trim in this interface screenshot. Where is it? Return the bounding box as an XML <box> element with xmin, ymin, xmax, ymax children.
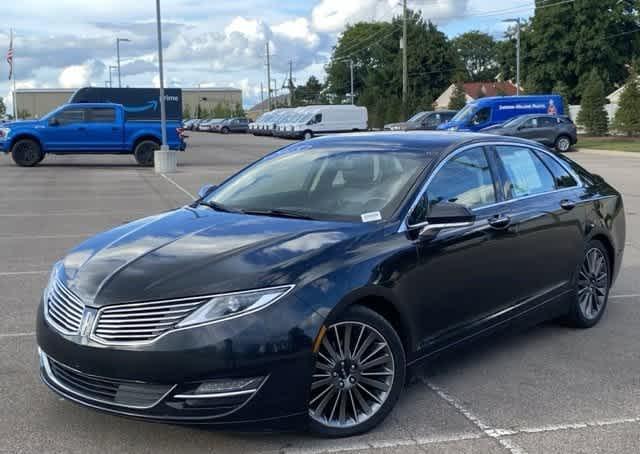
<box><xmin>400</xmin><ymin>141</ymin><xmax>584</xmax><ymax>233</ymax></box>
<box><xmin>39</xmin><ymin>349</ymin><xmax>177</xmax><ymax>410</ymax></box>
<box><xmin>89</xmin><ymin>285</ymin><xmax>295</xmax><ymax>347</ymax></box>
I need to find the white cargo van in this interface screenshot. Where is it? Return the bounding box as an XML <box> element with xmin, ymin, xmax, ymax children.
<box><xmin>290</xmin><ymin>105</ymin><xmax>368</xmax><ymax>140</ymax></box>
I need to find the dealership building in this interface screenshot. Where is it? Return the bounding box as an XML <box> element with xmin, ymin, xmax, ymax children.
<box><xmin>14</xmin><ymin>87</ymin><xmax>242</xmax><ymax>119</ymax></box>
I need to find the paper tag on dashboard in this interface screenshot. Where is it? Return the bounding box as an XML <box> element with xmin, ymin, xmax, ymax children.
<box><xmin>361</xmin><ymin>212</ymin><xmax>382</xmax><ymax>223</ymax></box>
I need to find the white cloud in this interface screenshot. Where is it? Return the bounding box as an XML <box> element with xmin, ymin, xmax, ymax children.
<box><xmin>273</xmin><ymin>18</ymin><xmax>320</xmax><ymax>47</ymax></box>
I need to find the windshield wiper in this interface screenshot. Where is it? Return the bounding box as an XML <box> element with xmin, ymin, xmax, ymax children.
<box><xmin>193</xmin><ymin>200</ymin><xmax>243</xmax><ymax>214</ymax></box>
<box><xmin>242</xmin><ymin>209</ymin><xmax>315</xmax><ymax>220</ymax></box>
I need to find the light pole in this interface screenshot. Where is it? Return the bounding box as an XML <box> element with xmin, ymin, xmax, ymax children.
<box><xmin>108</xmin><ymin>65</ymin><xmax>118</xmax><ymax>88</ymax></box>
<box><xmin>154</xmin><ymin>0</ymin><xmax>177</xmax><ymax>173</ymax></box>
<box><xmin>503</xmin><ymin>18</ymin><xmax>521</xmax><ymax>96</ymax></box>
<box><xmin>116</xmin><ymin>37</ymin><xmax>131</xmax><ymax>88</ymax></box>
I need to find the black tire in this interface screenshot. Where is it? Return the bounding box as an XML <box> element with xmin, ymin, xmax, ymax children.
<box><xmin>303</xmin><ymin>131</ymin><xmax>313</xmax><ymax>141</ymax></box>
<box><xmin>134</xmin><ymin>140</ymin><xmax>159</xmax><ymax>167</ymax></box>
<box><xmin>308</xmin><ymin>305</ymin><xmax>406</xmax><ymax>438</ymax></box>
<box><xmin>555</xmin><ymin>135</ymin><xmax>572</xmax><ymax>153</ymax></box>
<box><xmin>221</xmin><ymin>127</ymin><xmax>230</xmax><ymax>134</ymax></box>
<box><xmin>563</xmin><ymin>240</ymin><xmax>611</xmax><ymax>328</ymax></box>
<box><xmin>11</xmin><ymin>139</ymin><xmax>43</xmax><ymax>167</ymax></box>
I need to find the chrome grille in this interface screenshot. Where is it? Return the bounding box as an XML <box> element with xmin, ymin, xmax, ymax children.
<box><xmin>93</xmin><ymin>297</ymin><xmax>207</xmax><ymax>344</ymax></box>
<box><xmin>46</xmin><ymin>278</ymin><xmax>85</xmax><ymax>334</ymax></box>
<box><xmin>43</xmin><ymin>353</ymin><xmax>174</xmax><ymax>409</ymax></box>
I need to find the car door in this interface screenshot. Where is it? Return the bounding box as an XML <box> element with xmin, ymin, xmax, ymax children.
<box><xmin>407</xmin><ymin>146</ymin><xmax>529</xmax><ymax>351</ymax></box>
<box><xmin>469</xmin><ymin>107</ymin><xmax>491</xmax><ymax>130</ymax></box>
<box><xmin>84</xmin><ymin>107</ymin><xmax>122</xmax><ymax>151</ymax></box>
<box><xmin>40</xmin><ymin>108</ymin><xmax>89</xmax><ymax>151</ymax></box>
<box><xmin>421</xmin><ymin>113</ymin><xmax>441</xmax><ymax>130</ymax></box>
<box><xmin>514</xmin><ymin>117</ymin><xmax>539</xmax><ymax>141</ymax></box>
<box><xmin>491</xmin><ymin>144</ymin><xmax>585</xmax><ymax>306</ymax></box>
<box><xmin>536</xmin><ymin>116</ymin><xmax>558</xmax><ymax>146</ymax></box>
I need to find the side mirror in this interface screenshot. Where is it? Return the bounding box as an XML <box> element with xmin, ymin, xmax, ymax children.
<box><xmin>197</xmin><ymin>184</ymin><xmax>217</xmax><ymax>199</ymax></box>
<box><xmin>49</xmin><ymin>118</ymin><xmax>60</xmax><ymax>127</ymax></box>
<box><xmin>419</xmin><ymin>202</ymin><xmax>475</xmax><ymax>236</ymax></box>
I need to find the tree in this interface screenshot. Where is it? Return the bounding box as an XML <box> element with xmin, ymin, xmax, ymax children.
<box><xmin>518</xmin><ymin>0</ymin><xmax>639</xmax><ymax>102</ymax></box>
<box><xmin>325</xmin><ymin>10</ymin><xmax>458</xmax><ymax>128</ymax></box>
<box><xmin>233</xmin><ymin>102</ymin><xmax>245</xmax><ymax>118</ymax></box>
<box><xmin>182</xmin><ymin>104</ymin><xmax>192</xmax><ymax>120</ymax></box>
<box><xmin>613</xmin><ymin>69</ymin><xmax>640</xmax><ymax>136</ymax></box>
<box><xmin>452</xmin><ymin>31</ymin><xmax>499</xmax><ymax>81</ymax></box>
<box><xmin>552</xmin><ymin>81</ymin><xmax>571</xmax><ymax>111</ymax></box>
<box><xmin>17</xmin><ymin>109</ymin><xmax>31</xmax><ymax>120</ymax></box>
<box><xmin>294</xmin><ymin>76</ymin><xmax>324</xmax><ymax>106</ymax></box>
<box><xmin>0</xmin><ymin>97</ymin><xmax>6</xmax><ymax>117</ymax></box>
<box><xmin>448</xmin><ymin>82</ymin><xmax>467</xmax><ymax>110</ymax></box>
<box><xmin>577</xmin><ymin>69</ymin><xmax>609</xmax><ymax>136</ymax></box>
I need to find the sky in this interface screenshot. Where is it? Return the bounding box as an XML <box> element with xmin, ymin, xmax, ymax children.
<box><xmin>0</xmin><ymin>0</ymin><xmax>535</xmax><ymax>112</ymax></box>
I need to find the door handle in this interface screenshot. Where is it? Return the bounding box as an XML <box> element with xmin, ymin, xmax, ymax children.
<box><xmin>488</xmin><ymin>214</ymin><xmax>512</xmax><ymax>230</ymax></box>
<box><xmin>560</xmin><ymin>199</ymin><xmax>576</xmax><ymax>211</ymax></box>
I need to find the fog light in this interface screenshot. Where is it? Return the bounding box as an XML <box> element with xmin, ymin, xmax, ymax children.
<box><xmin>174</xmin><ymin>376</ymin><xmax>265</xmax><ymax>399</ymax></box>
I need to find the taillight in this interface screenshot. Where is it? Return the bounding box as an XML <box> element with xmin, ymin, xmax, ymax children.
<box><xmin>177</xmin><ymin>127</ymin><xmax>186</xmax><ymax>139</ymax></box>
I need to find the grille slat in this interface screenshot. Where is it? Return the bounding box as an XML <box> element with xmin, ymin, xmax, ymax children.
<box><xmin>46</xmin><ymin>356</ymin><xmax>174</xmax><ymax>409</ymax></box>
<box><xmin>93</xmin><ymin>297</ymin><xmax>208</xmax><ymax>344</ymax></box>
<box><xmin>46</xmin><ymin>279</ymin><xmax>85</xmax><ymax>334</ymax></box>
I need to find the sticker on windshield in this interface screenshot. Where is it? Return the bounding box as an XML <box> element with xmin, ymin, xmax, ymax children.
<box><xmin>361</xmin><ymin>212</ymin><xmax>382</xmax><ymax>223</ymax></box>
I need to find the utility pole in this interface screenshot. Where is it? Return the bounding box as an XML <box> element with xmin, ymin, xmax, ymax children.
<box><xmin>272</xmin><ymin>78</ymin><xmax>279</xmax><ymax>101</ymax></box>
<box><xmin>288</xmin><ymin>60</ymin><xmax>294</xmax><ymax>107</ymax></box>
<box><xmin>265</xmin><ymin>41</ymin><xmax>272</xmax><ymax>110</ymax></box>
<box><xmin>260</xmin><ymin>82</ymin><xmax>264</xmax><ymax>103</ymax></box>
<box><xmin>503</xmin><ymin>18</ymin><xmax>521</xmax><ymax>96</ymax></box>
<box><xmin>349</xmin><ymin>59</ymin><xmax>354</xmax><ymax>105</ymax></box>
<box><xmin>402</xmin><ymin>0</ymin><xmax>408</xmax><ymax>114</ymax></box>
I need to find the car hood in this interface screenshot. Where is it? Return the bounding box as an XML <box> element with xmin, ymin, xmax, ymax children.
<box><xmin>6</xmin><ymin>120</ymin><xmax>41</xmax><ymax>128</ymax></box>
<box><xmin>61</xmin><ymin>207</ymin><xmax>369</xmax><ymax>307</ymax></box>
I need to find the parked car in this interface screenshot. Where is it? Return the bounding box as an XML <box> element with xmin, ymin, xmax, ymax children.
<box><xmin>258</xmin><ymin>109</ymin><xmax>289</xmax><ymax>136</ymax></box>
<box><xmin>384</xmin><ymin>110</ymin><xmax>457</xmax><ymax>131</ymax></box>
<box><xmin>185</xmin><ymin>119</ymin><xmax>202</xmax><ymax>131</ymax></box>
<box><xmin>439</xmin><ymin>95</ymin><xmax>564</xmax><ymax>132</ymax></box>
<box><xmin>36</xmin><ymin>132</ymin><xmax>625</xmax><ymax>437</ymax></box>
<box><xmin>218</xmin><ymin>117</ymin><xmax>250</xmax><ymax>134</ymax></box>
<box><xmin>289</xmin><ymin>105</ymin><xmax>368</xmax><ymax>140</ymax></box>
<box><xmin>482</xmin><ymin>114</ymin><xmax>578</xmax><ymax>152</ymax></box>
<box><xmin>0</xmin><ymin>103</ymin><xmax>186</xmax><ymax>167</ymax></box>
<box><xmin>198</xmin><ymin>118</ymin><xmax>225</xmax><ymax>132</ymax></box>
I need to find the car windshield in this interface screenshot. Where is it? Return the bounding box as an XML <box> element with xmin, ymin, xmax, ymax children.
<box><xmin>207</xmin><ymin>144</ymin><xmax>431</xmax><ymax>222</ymax></box>
<box><xmin>451</xmin><ymin>104</ymin><xmax>476</xmax><ymax>122</ymax></box>
<box><xmin>408</xmin><ymin>111</ymin><xmax>427</xmax><ymax>122</ymax></box>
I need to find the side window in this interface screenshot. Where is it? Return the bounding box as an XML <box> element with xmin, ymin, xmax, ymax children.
<box><xmin>496</xmin><ymin>146</ymin><xmax>556</xmax><ymax>198</ymax></box>
<box><xmin>538</xmin><ymin>117</ymin><xmax>556</xmax><ymax>127</ymax></box>
<box><xmin>471</xmin><ymin>107</ymin><xmax>491</xmax><ymax>126</ymax></box>
<box><xmin>88</xmin><ymin>108</ymin><xmax>116</xmax><ymax>123</ymax></box>
<box><xmin>535</xmin><ymin>151</ymin><xmax>578</xmax><ymax>188</ymax></box>
<box><xmin>55</xmin><ymin>109</ymin><xmax>85</xmax><ymax>125</ymax></box>
<box><xmin>425</xmin><ymin>148</ymin><xmax>496</xmax><ymax>210</ymax></box>
<box><xmin>423</xmin><ymin>114</ymin><xmax>439</xmax><ymax>127</ymax></box>
<box><xmin>522</xmin><ymin>118</ymin><xmax>538</xmax><ymax>129</ymax></box>
<box><xmin>314</xmin><ymin>113</ymin><xmax>323</xmax><ymax>124</ymax></box>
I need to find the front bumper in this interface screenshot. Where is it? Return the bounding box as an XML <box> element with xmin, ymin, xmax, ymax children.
<box><xmin>37</xmin><ymin>294</ymin><xmax>322</xmax><ymax>428</ymax></box>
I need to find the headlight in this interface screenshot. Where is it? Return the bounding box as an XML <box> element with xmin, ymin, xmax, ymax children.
<box><xmin>0</xmin><ymin>127</ymin><xmax>10</xmax><ymax>139</ymax></box>
<box><xmin>448</xmin><ymin>127</ymin><xmax>458</xmax><ymax>131</ymax></box>
<box><xmin>175</xmin><ymin>285</ymin><xmax>294</xmax><ymax>328</ymax></box>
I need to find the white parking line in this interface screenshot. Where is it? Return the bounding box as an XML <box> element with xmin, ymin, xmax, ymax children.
<box><xmin>423</xmin><ymin>379</ymin><xmax>527</xmax><ymax>454</ymax></box>
<box><xmin>0</xmin><ymin>270</ymin><xmax>49</xmax><ymax>276</ymax></box>
<box><xmin>0</xmin><ymin>234</ymin><xmax>91</xmax><ymax>240</ymax></box>
<box><xmin>160</xmin><ymin>173</ymin><xmax>196</xmax><ymax>200</ymax></box>
<box><xmin>0</xmin><ymin>332</ymin><xmax>36</xmax><ymax>339</ymax></box>
<box><xmin>610</xmin><ymin>293</ymin><xmax>640</xmax><ymax>299</ymax></box>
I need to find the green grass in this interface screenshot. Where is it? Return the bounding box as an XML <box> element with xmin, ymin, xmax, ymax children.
<box><xmin>578</xmin><ymin>136</ymin><xmax>640</xmax><ymax>152</ymax></box>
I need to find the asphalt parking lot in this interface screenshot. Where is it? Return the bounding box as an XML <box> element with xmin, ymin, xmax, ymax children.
<box><xmin>1</xmin><ymin>132</ymin><xmax>639</xmax><ymax>454</ymax></box>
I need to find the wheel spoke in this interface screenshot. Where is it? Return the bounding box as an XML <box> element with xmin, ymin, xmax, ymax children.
<box><xmin>353</xmin><ymin>332</ymin><xmax>375</xmax><ymax>361</ymax></box>
<box><xmin>311</xmin><ymin>377</ymin><xmax>333</xmax><ymax>390</ymax></box>
<box><xmin>322</xmin><ymin>337</ymin><xmax>340</xmax><ymax>362</ymax></box>
<box><xmin>334</xmin><ymin>325</ymin><xmax>344</xmax><ymax>359</ymax></box>
<box><xmin>348</xmin><ymin>390</ymin><xmax>359</xmax><ymax>423</ymax></box>
<box><xmin>361</xmin><ymin>353</ymin><xmax>392</xmax><ymax>370</ymax></box>
<box><xmin>359</xmin><ymin>376</ymin><xmax>390</xmax><ymax>392</ymax></box>
<box><xmin>310</xmin><ymin>384</ymin><xmax>334</xmax><ymax>407</ymax></box>
<box><xmin>360</xmin><ymin>342</ymin><xmax>387</xmax><ymax>365</ymax></box>
<box><xmin>353</xmin><ymin>386</ymin><xmax>371</xmax><ymax>415</ymax></box>
<box><xmin>343</xmin><ymin>324</ymin><xmax>352</xmax><ymax>359</ymax></box>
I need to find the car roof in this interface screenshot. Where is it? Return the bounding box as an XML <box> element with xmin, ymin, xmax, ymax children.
<box><xmin>304</xmin><ymin>131</ymin><xmax>544</xmax><ymax>157</ymax></box>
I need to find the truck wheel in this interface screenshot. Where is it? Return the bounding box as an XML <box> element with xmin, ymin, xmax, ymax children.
<box><xmin>134</xmin><ymin>140</ymin><xmax>159</xmax><ymax>167</ymax></box>
<box><xmin>555</xmin><ymin>135</ymin><xmax>572</xmax><ymax>153</ymax></box>
<box><xmin>11</xmin><ymin>139</ymin><xmax>43</xmax><ymax>167</ymax></box>
<box><xmin>303</xmin><ymin>131</ymin><xmax>313</xmax><ymax>141</ymax></box>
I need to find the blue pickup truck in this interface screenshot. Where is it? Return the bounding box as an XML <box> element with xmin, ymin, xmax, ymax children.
<box><xmin>0</xmin><ymin>103</ymin><xmax>186</xmax><ymax>167</ymax></box>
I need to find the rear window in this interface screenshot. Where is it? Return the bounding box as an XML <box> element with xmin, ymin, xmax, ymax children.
<box><xmin>88</xmin><ymin>108</ymin><xmax>116</xmax><ymax>123</ymax></box>
<box><xmin>536</xmin><ymin>151</ymin><xmax>578</xmax><ymax>188</ymax></box>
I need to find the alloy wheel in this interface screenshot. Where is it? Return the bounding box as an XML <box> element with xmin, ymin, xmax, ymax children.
<box><xmin>577</xmin><ymin>247</ymin><xmax>609</xmax><ymax>320</ymax></box>
<box><xmin>309</xmin><ymin>322</ymin><xmax>395</xmax><ymax>429</ymax></box>
<box><xmin>557</xmin><ymin>137</ymin><xmax>571</xmax><ymax>152</ymax></box>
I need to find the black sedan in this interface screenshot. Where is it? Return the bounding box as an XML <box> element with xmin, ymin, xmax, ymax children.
<box><xmin>482</xmin><ymin>114</ymin><xmax>578</xmax><ymax>152</ymax></box>
<box><xmin>37</xmin><ymin>132</ymin><xmax>625</xmax><ymax>437</ymax></box>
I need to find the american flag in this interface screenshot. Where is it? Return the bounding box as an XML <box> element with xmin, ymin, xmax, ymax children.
<box><xmin>7</xmin><ymin>29</ymin><xmax>14</xmax><ymax>80</ymax></box>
